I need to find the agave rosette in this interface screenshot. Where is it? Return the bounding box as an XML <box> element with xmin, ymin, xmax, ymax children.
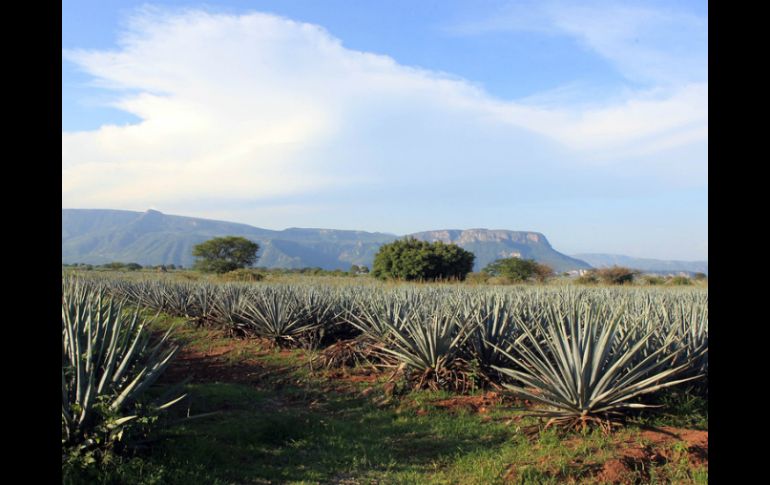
<box><xmin>492</xmin><ymin>299</ymin><xmax>703</xmax><ymax>428</ymax></box>
<box><xmin>62</xmin><ymin>278</ymin><xmax>184</xmax><ymax>454</ymax></box>
<box><xmin>238</xmin><ymin>287</ymin><xmax>318</xmax><ymax>345</ymax></box>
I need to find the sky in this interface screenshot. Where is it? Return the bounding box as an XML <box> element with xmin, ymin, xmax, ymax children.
<box><xmin>62</xmin><ymin>0</ymin><xmax>708</xmax><ymax>261</ymax></box>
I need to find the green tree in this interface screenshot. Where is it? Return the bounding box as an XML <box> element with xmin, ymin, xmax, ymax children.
<box><xmin>372</xmin><ymin>238</ymin><xmax>475</xmax><ymax>281</ymax></box>
<box><xmin>482</xmin><ymin>257</ymin><xmax>543</xmax><ymax>282</ymax></box>
<box><xmin>192</xmin><ymin>236</ymin><xmax>260</xmax><ymax>274</ymax></box>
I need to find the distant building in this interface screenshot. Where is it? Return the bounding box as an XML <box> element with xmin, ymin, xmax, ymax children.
<box><xmin>565</xmin><ymin>269</ymin><xmax>592</xmax><ymax>277</ymax></box>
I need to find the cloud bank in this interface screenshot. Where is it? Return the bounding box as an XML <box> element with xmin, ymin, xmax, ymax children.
<box><xmin>62</xmin><ymin>6</ymin><xmax>706</xmax><ymax>255</ymax></box>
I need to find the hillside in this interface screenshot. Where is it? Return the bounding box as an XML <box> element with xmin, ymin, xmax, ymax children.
<box><xmin>62</xmin><ymin>209</ymin><xmax>591</xmax><ymax>272</ymax></box>
<box><xmin>572</xmin><ymin>253</ymin><xmax>708</xmax><ymax>275</ymax></box>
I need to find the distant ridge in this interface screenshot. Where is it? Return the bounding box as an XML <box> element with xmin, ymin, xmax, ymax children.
<box><xmin>572</xmin><ymin>253</ymin><xmax>708</xmax><ymax>275</ymax></box>
<box><xmin>410</xmin><ymin>229</ymin><xmax>591</xmax><ymax>273</ymax></box>
<box><xmin>62</xmin><ymin>209</ymin><xmax>591</xmax><ymax>272</ymax></box>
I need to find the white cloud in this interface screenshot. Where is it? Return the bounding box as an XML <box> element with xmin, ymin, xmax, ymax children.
<box><xmin>547</xmin><ymin>2</ymin><xmax>707</xmax><ymax>85</ymax></box>
<box><xmin>447</xmin><ymin>0</ymin><xmax>707</xmax><ymax>86</ymax></box>
<box><xmin>63</xmin><ymin>8</ymin><xmax>707</xmax><ymax>212</ymax></box>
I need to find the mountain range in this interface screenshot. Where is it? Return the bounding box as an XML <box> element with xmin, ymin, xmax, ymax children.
<box><xmin>571</xmin><ymin>253</ymin><xmax>708</xmax><ymax>275</ymax></box>
<box><xmin>62</xmin><ymin>209</ymin><xmax>591</xmax><ymax>272</ymax></box>
<box><xmin>62</xmin><ymin>209</ymin><xmax>706</xmax><ymax>274</ymax></box>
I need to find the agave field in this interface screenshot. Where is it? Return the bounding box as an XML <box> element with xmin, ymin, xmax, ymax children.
<box><xmin>62</xmin><ymin>274</ymin><xmax>708</xmax><ymax>483</ymax></box>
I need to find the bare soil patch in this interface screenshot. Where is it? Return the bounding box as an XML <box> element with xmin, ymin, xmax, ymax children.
<box><xmin>161</xmin><ymin>335</ymin><xmax>268</xmax><ymax>384</ymax></box>
<box><xmin>431</xmin><ymin>391</ymin><xmax>504</xmax><ymax>414</ymax></box>
<box><xmin>596</xmin><ymin>426</ymin><xmax>708</xmax><ymax>484</ymax></box>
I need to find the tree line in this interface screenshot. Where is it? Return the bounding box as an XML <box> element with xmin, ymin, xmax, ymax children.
<box><xmin>64</xmin><ymin>236</ymin><xmax>706</xmax><ymax>285</ymax></box>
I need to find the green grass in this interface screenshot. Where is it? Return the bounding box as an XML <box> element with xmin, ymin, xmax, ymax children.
<box><xmin>65</xmin><ymin>313</ymin><xmax>708</xmax><ymax>485</ymax></box>
<box><xmin>629</xmin><ymin>389</ymin><xmax>708</xmax><ymax>431</ymax></box>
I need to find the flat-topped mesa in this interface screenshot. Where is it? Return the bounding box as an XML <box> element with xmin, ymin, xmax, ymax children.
<box><xmin>409</xmin><ymin>229</ymin><xmax>551</xmax><ymax>248</ymax></box>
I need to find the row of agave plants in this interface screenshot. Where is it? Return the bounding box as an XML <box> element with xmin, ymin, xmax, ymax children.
<box><xmin>63</xmin><ymin>275</ymin><xmax>707</xmax><ymax>439</ymax></box>
<box><xmin>89</xmin><ymin>277</ymin><xmax>707</xmax><ymax>429</ymax></box>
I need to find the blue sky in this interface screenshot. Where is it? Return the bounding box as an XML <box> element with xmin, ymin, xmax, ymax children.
<box><xmin>62</xmin><ymin>0</ymin><xmax>707</xmax><ymax>260</ymax></box>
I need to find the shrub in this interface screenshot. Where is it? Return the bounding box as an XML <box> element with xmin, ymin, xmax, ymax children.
<box><xmin>102</xmin><ymin>262</ymin><xmax>127</xmax><ymax>271</ymax></box>
<box><xmin>220</xmin><ymin>268</ymin><xmax>265</xmax><ymax>282</ymax></box>
<box><xmin>669</xmin><ymin>276</ymin><xmax>693</xmax><ymax>286</ymax></box>
<box><xmin>371</xmin><ymin>238</ymin><xmax>475</xmax><ymax>281</ymax></box>
<box><xmin>464</xmin><ymin>272</ymin><xmax>491</xmax><ymax>285</ymax></box>
<box><xmin>575</xmin><ymin>272</ymin><xmax>599</xmax><ymax>285</ymax></box>
<box><xmin>533</xmin><ymin>262</ymin><xmax>554</xmax><ymax>282</ymax></box>
<box><xmin>595</xmin><ymin>266</ymin><xmax>637</xmax><ymax>285</ymax></box>
<box><xmin>642</xmin><ymin>275</ymin><xmax>665</xmax><ymax>285</ymax></box>
<box><xmin>481</xmin><ymin>258</ymin><xmax>552</xmax><ymax>283</ymax></box>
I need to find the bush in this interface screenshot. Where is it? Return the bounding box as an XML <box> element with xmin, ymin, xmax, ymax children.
<box><xmin>464</xmin><ymin>272</ymin><xmax>491</xmax><ymax>285</ymax></box>
<box><xmin>371</xmin><ymin>238</ymin><xmax>475</xmax><ymax>281</ymax></box>
<box><xmin>220</xmin><ymin>268</ymin><xmax>265</xmax><ymax>282</ymax></box>
<box><xmin>642</xmin><ymin>275</ymin><xmax>665</xmax><ymax>285</ymax></box>
<box><xmin>669</xmin><ymin>276</ymin><xmax>693</xmax><ymax>286</ymax></box>
<box><xmin>102</xmin><ymin>262</ymin><xmax>127</xmax><ymax>271</ymax></box>
<box><xmin>595</xmin><ymin>266</ymin><xmax>637</xmax><ymax>285</ymax></box>
<box><xmin>533</xmin><ymin>262</ymin><xmax>554</xmax><ymax>282</ymax></box>
<box><xmin>98</xmin><ymin>262</ymin><xmax>142</xmax><ymax>271</ymax></box>
<box><xmin>481</xmin><ymin>257</ymin><xmax>553</xmax><ymax>283</ymax></box>
<box><xmin>575</xmin><ymin>272</ymin><xmax>599</xmax><ymax>285</ymax></box>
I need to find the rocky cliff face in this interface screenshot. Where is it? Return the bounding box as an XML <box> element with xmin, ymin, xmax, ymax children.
<box><xmin>408</xmin><ymin>229</ymin><xmax>588</xmax><ymax>272</ymax></box>
<box><xmin>410</xmin><ymin>229</ymin><xmax>549</xmax><ymax>246</ymax></box>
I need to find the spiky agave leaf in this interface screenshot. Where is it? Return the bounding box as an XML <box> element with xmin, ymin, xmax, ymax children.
<box><xmin>469</xmin><ymin>294</ymin><xmax>527</xmax><ymax>371</ymax></box>
<box><xmin>188</xmin><ymin>282</ymin><xmax>219</xmax><ymax>325</ymax></box>
<box><xmin>62</xmin><ymin>277</ymin><xmax>185</xmax><ymax>453</ymax></box>
<box><xmin>211</xmin><ymin>283</ymin><xmax>251</xmax><ymax>334</ymax></box>
<box><xmin>491</xmin><ymin>299</ymin><xmax>703</xmax><ymax>427</ymax></box>
<box><xmin>237</xmin><ymin>287</ymin><xmax>318</xmax><ymax>345</ymax></box>
<box><xmin>375</xmin><ymin>303</ymin><xmax>477</xmax><ymax>390</ymax></box>
<box><xmin>343</xmin><ymin>294</ymin><xmax>414</xmax><ymax>341</ymax></box>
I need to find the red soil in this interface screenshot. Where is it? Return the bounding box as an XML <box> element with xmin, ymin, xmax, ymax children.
<box><xmin>431</xmin><ymin>391</ymin><xmax>504</xmax><ymax>414</ymax></box>
<box><xmin>596</xmin><ymin>426</ymin><xmax>708</xmax><ymax>484</ymax></box>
